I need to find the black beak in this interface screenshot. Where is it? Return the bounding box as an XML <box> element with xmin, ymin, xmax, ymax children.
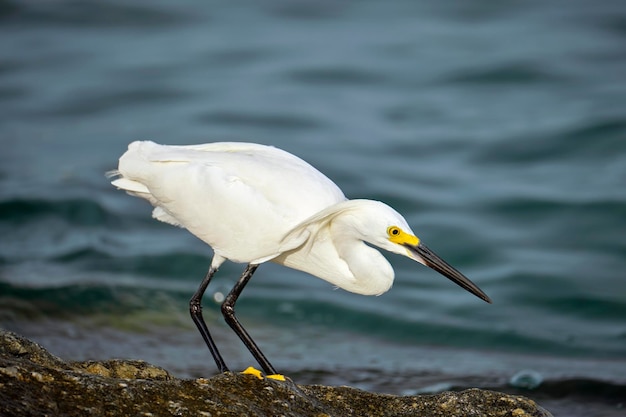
<box><xmin>406</xmin><ymin>243</ymin><xmax>491</xmax><ymax>303</ymax></box>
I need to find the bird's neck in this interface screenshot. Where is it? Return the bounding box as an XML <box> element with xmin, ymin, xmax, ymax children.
<box><xmin>332</xmin><ymin>227</ymin><xmax>395</xmax><ymax>296</ymax></box>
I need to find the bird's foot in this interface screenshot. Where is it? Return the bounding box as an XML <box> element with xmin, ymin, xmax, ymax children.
<box><xmin>241</xmin><ymin>366</ymin><xmax>263</xmax><ymax>379</ymax></box>
<box><xmin>241</xmin><ymin>366</ymin><xmax>286</xmax><ymax>381</ymax></box>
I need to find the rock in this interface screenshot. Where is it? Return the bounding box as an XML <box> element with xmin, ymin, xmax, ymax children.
<box><xmin>0</xmin><ymin>329</ymin><xmax>552</xmax><ymax>417</ymax></box>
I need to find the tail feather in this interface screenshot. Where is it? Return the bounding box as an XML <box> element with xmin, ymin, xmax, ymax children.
<box><xmin>111</xmin><ymin>177</ymin><xmax>150</xmax><ymax>194</ymax></box>
<box><xmin>105</xmin><ymin>169</ymin><xmax>121</xmax><ymax>179</ymax></box>
<box><xmin>109</xmin><ymin>141</ymin><xmax>183</xmax><ymax>227</ymax></box>
<box><xmin>109</xmin><ymin>142</ymin><xmax>154</xmax><ymax>194</ymax></box>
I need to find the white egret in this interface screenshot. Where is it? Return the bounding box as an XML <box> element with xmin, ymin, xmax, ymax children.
<box><xmin>110</xmin><ymin>140</ymin><xmax>491</xmax><ymax>376</ymax></box>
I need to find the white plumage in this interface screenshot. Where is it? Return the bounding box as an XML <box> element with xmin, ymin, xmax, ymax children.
<box><xmin>111</xmin><ymin>140</ymin><xmax>490</xmax><ymax>375</ymax></box>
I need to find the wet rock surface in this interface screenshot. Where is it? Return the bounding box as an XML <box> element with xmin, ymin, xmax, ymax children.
<box><xmin>0</xmin><ymin>329</ymin><xmax>552</xmax><ymax>416</ymax></box>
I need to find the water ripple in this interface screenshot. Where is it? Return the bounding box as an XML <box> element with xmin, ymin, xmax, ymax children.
<box><xmin>2</xmin><ymin>0</ymin><xmax>193</xmax><ymax>29</ymax></box>
<box><xmin>196</xmin><ymin>111</ymin><xmax>323</xmax><ymax>130</ymax></box>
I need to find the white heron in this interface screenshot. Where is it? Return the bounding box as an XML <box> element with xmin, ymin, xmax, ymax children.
<box><xmin>110</xmin><ymin>140</ymin><xmax>490</xmax><ymax>376</ymax></box>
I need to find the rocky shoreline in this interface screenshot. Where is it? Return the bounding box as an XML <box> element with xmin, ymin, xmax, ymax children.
<box><xmin>0</xmin><ymin>329</ymin><xmax>552</xmax><ymax>416</ymax></box>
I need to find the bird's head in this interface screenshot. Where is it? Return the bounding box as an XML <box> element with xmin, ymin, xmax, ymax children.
<box><xmin>352</xmin><ymin>200</ymin><xmax>492</xmax><ymax>304</ymax></box>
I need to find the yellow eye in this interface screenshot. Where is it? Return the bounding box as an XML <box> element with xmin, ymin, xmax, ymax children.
<box><xmin>387</xmin><ymin>226</ymin><xmax>401</xmax><ymax>237</ymax></box>
<box><xmin>388</xmin><ymin>226</ymin><xmax>420</xmax><ymax>246</ymax></box>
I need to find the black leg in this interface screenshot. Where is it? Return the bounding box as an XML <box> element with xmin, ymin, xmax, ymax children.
<box><xmin>221</xmin><ymin>264</ymin><xmax>277</xmax><ymax>375</ymax></box>
<box><xmin>189</xmin><ymin>265</ymin><xmax>229</xmax><ymax>373</ymax></box>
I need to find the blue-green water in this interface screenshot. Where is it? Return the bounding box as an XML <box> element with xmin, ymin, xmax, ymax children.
<box><xmin>1</xmin><ymin>1</ymin><xmax>625</xmax><ymax>415</ymax></box>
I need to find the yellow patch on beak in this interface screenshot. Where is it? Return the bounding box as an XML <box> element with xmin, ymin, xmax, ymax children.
<box><xmin>387</xmin><ymin>226</ymin><xmax>420</xmax><ymax>246</ymax></box>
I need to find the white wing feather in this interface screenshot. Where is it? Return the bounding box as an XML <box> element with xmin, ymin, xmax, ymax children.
<box><xmin>111</xmin><ymin>140</ymin><xmax>346</xmax><ymax>263</ymax></box>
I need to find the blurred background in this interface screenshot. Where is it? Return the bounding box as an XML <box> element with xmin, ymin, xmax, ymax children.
<box><xmin>1</xmin><ymin>1</ymin><xmax>625</xmax><ymax>415</ymax></box>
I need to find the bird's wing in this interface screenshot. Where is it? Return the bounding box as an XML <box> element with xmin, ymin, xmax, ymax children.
<box><xmin>133</xmin><ymin>141</ymin><xmax>345</xmax><ymax>222</ymax></box>
<box><xmin>114</xmin><ymin>141</ymin><xmax>346</xmax><ymax>263</ymax></box>
<box><xmin>278</xmin><ymin>200</ymin><xmax>357</xmax><ymax>252</ymax></box>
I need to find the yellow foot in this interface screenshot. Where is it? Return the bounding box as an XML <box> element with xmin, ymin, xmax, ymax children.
<box><xmin>240</xmin><ymin>367</ymin><xmax>286</xmax><ymax>382</ymax></box>
<box><xmin>241</xmin><ymin>366</ymin><xmax>264</xmax><ymax>380</ymax></box>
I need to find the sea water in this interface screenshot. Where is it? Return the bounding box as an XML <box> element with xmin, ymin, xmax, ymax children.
<box><xmin>1</xmin><ymin>1</ymin><xmax>625</xmax><ymax>415</ymax></box>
